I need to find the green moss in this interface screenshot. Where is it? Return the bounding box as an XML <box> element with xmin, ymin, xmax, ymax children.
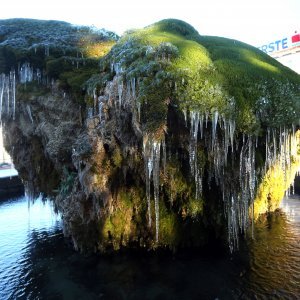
<box><xmin>163</xmin><ymin>161</ymin><xmax>191</xmax><ymax>205</ymax></box>
<box><xmin>100</xmin><ymin>19</ymin><xmax>300</xmax><ymax>134</ymax></box>
<box><xmin>101</xmin><ymin>191</ymin><xmax>134</xmax><ymax>250</ymax></box>
<box><xmin>158</xmin><ymin>201</ymin><xmax>180</xmax><ymax>247</ymax></box>
<box><xmin>185</xmin><ymin>198</ymin><xmax>204</xmax><ymax>219</ymax></box>
<box><xmin>100</xmin><ymin>188</ymin><xmax>148</xmax><ymax>250</ymax></box>
<box><xmin>59</xmin><ymin>67</ymin><xmax>98</xmax><ymax>93</ymax></box>
<box><xmin>111</xmin><ymin>146</ymin><xmax>122</xmax><ymax>168</ymax></box>
<box><xmin>148</xmin><ymin>19</ymin><xmax>200</xmax><ymax>39</ymax></box>
<box><xmin>17</xmin><ymin>81</ymin><xmax>50</xmax><ymax>100</ymax></box>
<box><xmin>253</xmin><ymin>131</ymin><xmax>300</xmax><ymax>218</ymax></box>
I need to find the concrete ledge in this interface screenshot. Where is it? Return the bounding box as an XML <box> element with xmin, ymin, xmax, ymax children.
<box><xmin>0</xmin><ymin>170</ymin><xmax>24</xmax><ymax>200</ymax></box>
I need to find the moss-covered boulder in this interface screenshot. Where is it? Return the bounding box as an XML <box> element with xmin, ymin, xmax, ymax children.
<box><xmin>1</xmin><ymin>18</ymin><xmax>300</xmax><ymax>253</ymax></box>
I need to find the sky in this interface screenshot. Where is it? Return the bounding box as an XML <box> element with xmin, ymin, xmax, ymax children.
<box><xmin>0</xmin><ymin>0</ymin><xmax>299</xmax><ymax>47</ymax></box>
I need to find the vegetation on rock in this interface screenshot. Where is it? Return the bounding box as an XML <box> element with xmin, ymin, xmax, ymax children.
<box><xmin>95</xmin><ymin>18</ymin><xmax>300</xmax><ymax>134</ymax></box>
<box><xmin>1</xmin><ymin>18</ymin><xmax>300</xmax><ymax>253</ymax></box>
<box><xmin>0</xmin><ymin>18</ymin><xmax>118</xmax><ymax>101</ymax></box>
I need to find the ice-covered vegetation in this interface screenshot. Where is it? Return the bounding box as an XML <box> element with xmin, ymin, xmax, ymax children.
<box><xmin>0</xmin><ymin>19</ymin><xmax>118</xmax><ymax>101</ymax></box>
<box><xmin>1</xmin><ymin>18</ymin><xmax>300</xmax><ymax>252</ymax></box>
<box><xmin>90</xmin><ymin>19</ymin><xmax>300</xmax><ymax>250</ymax></box>
<box><xmin>92</xmin><ymin>19</ymin><xmax>300</xmax><ymax>134</ymax></box>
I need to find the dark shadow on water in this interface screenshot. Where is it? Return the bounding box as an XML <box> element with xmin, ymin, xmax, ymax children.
<box><xmin>12</xmin><ymin>228</ymin><xmax>251</xmax><ymax>300</ymax></box>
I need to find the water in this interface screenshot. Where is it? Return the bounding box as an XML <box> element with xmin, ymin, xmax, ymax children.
<box><xmin>0</xmin><ymin>195</ymin><xmax>300</xmax><ymax>299</ymax></box>
<box><xmin>0</xmin><ymin>196</ymin><xmax>61</xmax><ymax>299</ymax></box>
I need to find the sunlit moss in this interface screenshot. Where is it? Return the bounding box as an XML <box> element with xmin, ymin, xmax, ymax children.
<box><xmin>101</xmin><ymin>191</ymin><xmax>134</xmax><ymax>250</ymax></box>
<box><xmin>82</xmin><ymin>41</ymin><xmax>116</xmax><ymax>59</ymax></box>
<box><xmin>185</xmin><ymin>198</ymin><xmax>204</xmax><ymax>219</ymax></box>
<box><xmin>99</xmin><ymin>19</ymin><xmax>300</xmax><ymax>135</ymax></box>
<box><xmin>246</xmin><ymin>56</ymin><xmax>280</xmax><ymax>73</ymax></box>
<box><xmin>253</xmin><ymin>160</ymin><xmax>300</xmax><ymax>219</ymax></box>
<box><xmin>253</xmin><ymin>131</ymin><xmax>300</xmax><ymax>219</ymax></box>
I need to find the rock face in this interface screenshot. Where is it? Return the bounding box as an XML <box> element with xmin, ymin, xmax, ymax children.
<box><xmin>1</xmin><ymin>19</ymin><xmax>300</xmax><ymax>253</ymax></box>
<box><xmin>3</xmin><ymin>87</ymin><xmax>81</xmax><ymax>195</ymax></box>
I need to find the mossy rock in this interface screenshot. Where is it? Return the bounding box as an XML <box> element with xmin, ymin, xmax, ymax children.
<box><xmin>99</xmin><ymin>18</ymin><xmax>300</xmax><ymax>134</ymax></box>
<box><xmin>0</xmin><ymin>18</ymin><xmax>118</xmax><ymax>103</ymax></box>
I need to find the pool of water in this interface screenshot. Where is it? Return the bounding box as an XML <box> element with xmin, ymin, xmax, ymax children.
<box><xmin>0</xmin><ymin>195</ymin><xmax>299</xmax><ymax>299</ymax></box>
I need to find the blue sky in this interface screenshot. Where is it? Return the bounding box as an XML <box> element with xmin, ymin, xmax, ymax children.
<box><xmin>0</xmin><ymin>0</ymin><xmax>299</xmax><ymax>47</ymax></box>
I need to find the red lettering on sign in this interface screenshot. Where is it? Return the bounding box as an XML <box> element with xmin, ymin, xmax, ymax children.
<box><xmin>292</xmin><ymin>34</ymin><xmax>300</xmax><ymax>43</ymax></box>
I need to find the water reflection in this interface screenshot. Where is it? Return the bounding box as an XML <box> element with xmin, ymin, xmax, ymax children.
<box><xmin>0</xmin><ymin>195</ymin><xmax>300</xmax><ymax>299</ymax></box>
<box><xmin>281</xmin><ymin>195</ymin><xmax>300</xmax><ymax>227</ymax></box>
<box><xmin>240</xmin><ymin>196</ymin><xmax>300</xmax><ymax>299</ymax></box>
<box><xmin>0</xmin><ymin>196</ymin><xmax>61</xmax><ymax>299</ymax></box>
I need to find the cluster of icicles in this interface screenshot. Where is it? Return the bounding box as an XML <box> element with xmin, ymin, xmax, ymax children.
<box><xmin>188</xmin><ymin>111</ymin><xmax>298</xmax><ymax>251</ymax></box>
<box><xmin>0</xmin><ymin>71</ymin><xmax>16</xmax><ymax>122</ymax></box>
<box><xmin>89</xmin><ymin>68</ymin><xmax>165</xmax><ymax>244</ymax></box>
<box><xmin>3</xmin><ymin>57</ymin><xmax>297</xmax><ymax>251</ymax></box>
<box><xmin>0</xmin><ymin>63</ymin><xmax>43</xmax><ymax>122</ymax></box>
<box><xmin>92</xmin><ymin>67</ymin><xmax>299</xmax><ymax>250</ymax></box>
<box><xmin>142</xmin><ymin>109</ymin><xmax>297</xmax><ymax>250</ymax></box>
<box><xmin>143</xmin><ymin>135</ymin><xmax>167</xmax><ymax>242</ymax></box>
<box><xmin>88</xmin><ymin>62</ymin><xmax>141</xmax><ymax>126</ymax></box>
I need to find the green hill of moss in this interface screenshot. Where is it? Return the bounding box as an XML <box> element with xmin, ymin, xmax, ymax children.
<box><xmin>1</xmin><ymin>18</ymin><xmax>299</xmax><ymax>132</ymax></box>
<box><xmin>96</xmin><ymin>19</ymin><xmax>300</xmax><ymax>134</ymax></box>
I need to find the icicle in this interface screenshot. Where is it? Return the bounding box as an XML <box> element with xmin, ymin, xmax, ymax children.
<box><xmin>292</xmin><ymin>124</ymin><xmax>295</xmax><ymax>137</ymax></box>
<box><xmin>117</xmin><ymin>80</ymin><xmax>123</xmax><ymax>108</ymax></box>
<box><xmin>0</xmin><ymin>75</ymin><xmax>4</xmax><ymax>121</ymax></box>
<box><xmin>183</xmin><ymin>108</ymin><xmax>187</xmax><ymax>126</ymax></box>
<box><xmin>6</xmin><ymin>78</ymin><xmax>10</xmax><ymax>116</ymax></box>
<box><xmin>188</xmin><ymin>111</ymin><xmax>204</xmax><ymax>199</ymax></box>
<box><xmin>199</xmin><ymin>114</ymin><xmax>204</xmax><ymax>139</ymax></box>
<box><xmin>126</xmin><ymin>80</ymin><xmax>131</xmax><ymax>101</ymax></box>
<box><xmin>137</xmin><ymin>102</ymin><xmax>141</xmax><ymax>122</ymax></box>
<box><xmin>152</xmin><ymin>141</ymin><xmax>161</xmax><ymax>242</ymax></box>
<box><xmin>45</xmin><ymin>45</ymin><xmax>50</xmax><ymax>56</ymax></box>
<box><xmin>144</xmin><ymin>139</ymin><xmax>153</xmax><ymax>229</ymax></box>
<box><xmin>131</xmin><ymin>77</ymin><xmax>136</xmax><ymax>99</ymax></box>
<box><xmin>12</xmin><ymin>71</ymin><xmax>16</xmax><ymax>120</ymax></box>
<box><xmin>228</xmin><ymin>196</ymin><xmax>239</xmax><ymax>252</ymax></box>
<box><xmin>189</xmin><ymin>111</ymin><xmax>199</xmax><ymax>176</ymax></box>
<box><xmin>87</xmin><ymin>107</ymin><xmax>93</xmax><ymax>119</ymax></box>
<box><xmin>143</xmin><ymin>136</ymin><xmax>154</xmax><ymax>229</ymax></box>
<box><xmin>205</xmin><ymin>111</ymin><xmax>209</xmax><ymax>128</ymax></box>
<box><xmin>143</xmin><ymin>134</ymin><xmax>163</xmax><ymax>242</ymax></box>
<box><xmin>229</xmin><ymin>119</ymin><xmax>235</xmax><ymax>152</ymax></box>
<box><xmin>98</xmin><ymin>101</ymin><xmax>104</xmax><ymax>122</ymax></box>
<box><xmin>211</xmin><ymin>110</ymin><xmax>219</xmax><ymax>147</ymax></box>
<box><xmin>36</xmin><ymin>68</ymin><xmax>41</xmax><ymax>84</ymax></box>
<box><xmin>162</xmin><ymin>138</ymin><xmax>166</xmax><ymax>174</ymax></box>
<box><xmin>114</xmin><ymin>63</ymin><xmax>121</xmax><ymax>75</ymax></box>
<box><xmin>26</xmin><ymin>105</ymin><xmax>34</xmax><ymax>124</ymax></box>
<box><xmin>20</xmin><ymin>63</ymin><xmax>33</xmax><ymax>83</ymax></box>
<box><xmin>272</xmin><ymin>129</ymin><xmax>277</xmax><ymax>163</ymax></box>
<box><xmin>222</xmin><ymin>118</ymin><xmax>228</xmax><ymax>164</ymax></box>
<box><xmin>93</xmin><ymin>88</ymin><xmax>97</xmax><ymax>116</ymax></box>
